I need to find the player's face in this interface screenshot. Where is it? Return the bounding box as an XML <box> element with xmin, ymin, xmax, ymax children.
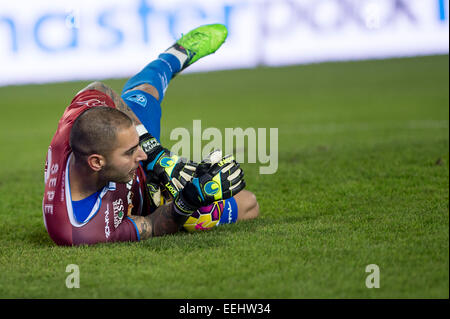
<box><xmin>101</xmin><ymin>125</ymin><xmax>147</xmax><ymax>183</ymax></box>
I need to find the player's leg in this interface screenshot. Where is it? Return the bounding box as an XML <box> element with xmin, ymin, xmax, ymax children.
<box><xmin>235</xmin><ymin>190</ymin><xmax>260</xmax><ymax>221</ymax></box>
<box><xmin>218</xmin><ymin>190</ymin><xmax>259</xmax><ymax>226</ymax></box>
<box><xmin>120</xmin><ymin>24</ymin><xmax>228</xmax><ymax>141</ymax></box>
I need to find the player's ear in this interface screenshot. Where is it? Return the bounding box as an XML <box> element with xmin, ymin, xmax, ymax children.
<box><xmin>87</xmin><ymin>154</ymin><xmax>105</xmax><ymax>172</ymax></box>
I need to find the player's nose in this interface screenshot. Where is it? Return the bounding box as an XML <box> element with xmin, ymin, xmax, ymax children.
<box><xmin>136</xmin><ymin>146</ymin><xmax>147</xmax><ymax>162</ymax></box>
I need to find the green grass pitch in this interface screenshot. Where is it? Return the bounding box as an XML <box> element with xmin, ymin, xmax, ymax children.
<box><xmin>0</xmin><ymin>55</ymin><xmax>448</xmax><ymax>298</ymax></box>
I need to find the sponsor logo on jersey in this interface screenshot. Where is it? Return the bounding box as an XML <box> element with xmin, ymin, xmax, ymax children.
<box><xmin>113</xmin><ymin>198</ymin><xmax>124</xmax><ymax>229</ymax></box>
<box><xmin>104</xmin><ymin>204</ymin><xmax>111</xmax><ymax>238</ymax></box>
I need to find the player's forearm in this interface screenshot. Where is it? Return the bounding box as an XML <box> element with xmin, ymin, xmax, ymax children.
<box><xmin>129</xmin><ymin>202</ymin><xmax>188</xmax><ymax>240</ymax></box>
<box><xmin>148</xmin><ymin>202</ymin><xmax>190</xmax><ymax>237</ymax></box>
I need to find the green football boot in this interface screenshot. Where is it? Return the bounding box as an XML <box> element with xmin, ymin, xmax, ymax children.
<box><xmin>166</xmin><ymin>24</ymin><xmax>228</xmax><ymax>72</ymax></box>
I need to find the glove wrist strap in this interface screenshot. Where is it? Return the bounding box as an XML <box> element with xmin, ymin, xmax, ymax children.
<box><xmin>140</xmin><ymin>133</ymin><xmax>163</xmax><ymax>159</ymax></box>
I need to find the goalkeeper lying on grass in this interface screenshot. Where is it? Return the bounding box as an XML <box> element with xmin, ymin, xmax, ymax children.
<box><xmin>42</xmin><ymin>24</ymin><xmax>259</xmax><ymax>246</ymax></box>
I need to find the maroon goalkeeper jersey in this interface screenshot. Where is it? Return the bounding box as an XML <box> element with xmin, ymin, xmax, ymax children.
<box><xmin>42</xmin><ymin>90</ymin><xmax>149</xmax><ymax>246</ymax></box>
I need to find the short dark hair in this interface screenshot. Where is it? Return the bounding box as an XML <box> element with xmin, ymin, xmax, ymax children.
<box><xmin>69</xmin><ymin>106</ymin><xmax>133</xmax><ymax>159</ymax></box>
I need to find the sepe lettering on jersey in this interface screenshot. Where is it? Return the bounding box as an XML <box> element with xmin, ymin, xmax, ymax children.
<box><xmin>44</xmin><ymin>147</ymin><xmax>59</xmax><ymax>216</ymax></box>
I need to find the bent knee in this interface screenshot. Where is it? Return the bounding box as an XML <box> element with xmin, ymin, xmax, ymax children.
<box><xmin>124</xmin><ymin>83</ymin><xmax>160</xmax><ymax>101</ymax></box>
<box><xmin>235</xmin><ymin>190</ymin><xmax>259</xmax><ymax>221</ymax></box>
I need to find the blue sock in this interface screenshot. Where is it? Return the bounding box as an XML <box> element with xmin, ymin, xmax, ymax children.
<box><xmin>121</xmin><ymin>90</ymin><xmax>162</xmax><ymax>141</ymax></box>
<box><xmin>121</xmin><ymin>53</ymin><xmax>182</xmax><ymax>141</ymax></box>
<box><xmin>122</xmin><ymin>53</ymin><xmax>181</xmax><ymax>101</ymax></box>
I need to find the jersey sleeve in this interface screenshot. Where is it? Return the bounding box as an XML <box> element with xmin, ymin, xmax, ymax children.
<box><xmin>109</xmin><ymin>217</ymin><xmax>140</xmax><ymax>243</ymax></box>
<box><xmin>71</xmin><ymin>214</ymin><xmax>139</xmax><ymax>245</ymax></box>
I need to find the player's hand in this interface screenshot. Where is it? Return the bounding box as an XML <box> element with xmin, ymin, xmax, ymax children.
<box><xmin>140</xmin><ymin>133</ymin><xmax>197</xmax><ymax>198</ymax></box>
<box><xmin>174</xmin><ymin>154</ymin><xmax>245</xmax><ymax>215</ymax></box>
<box><xmin>150</xmin><ymin>150</ymin><xmax>198</xmax><ymax>198</ymax></box>
<box><xmin>146</xmin><ymin>181</ymin><xmax>162</xmax><ymax>209</ymax></box>
<box><xmin>194</xmin><ymin>149</ymin><xmax>223</xmax><ymax>177</ymax></box>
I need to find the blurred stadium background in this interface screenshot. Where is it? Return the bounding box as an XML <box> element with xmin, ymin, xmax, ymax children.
<box><xmin>0</xmin><ymin>0</ymin><xmax>448</xmax><ymax>299</ymax></box>
<box><xmin>1</xmin><ymin>0</ymin><xmax>448</xmax><ymax>85</ymax></box>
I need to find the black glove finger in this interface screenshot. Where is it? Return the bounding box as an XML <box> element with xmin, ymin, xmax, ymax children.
<box><xmin>208</xmin><ymin>155</ymin><xmax>235</xmax><ymax>176</ymax></box>
<box><xmin>169</xmin><ymin>163</ymin><xmax>182</xmax><ymax>178</ymax></box>
<box><xmin>222</xmin><ymin>178</ymin><xmax>246</xmax><ymax>200</ymax></box>
<box><xmin>181</xmin><ymin>167</ymin><xmax>196</xmax><ymax>178</ymax></box>
<box><xmin>229</xmin><ymin>179</ymin><xmax>246</xmax><ymax>197</ymax></box>
<box><xmin>195</xmin><ymin>162</ymin><xmax>211</xmax><ymax>177</ymax></box>
<box><xmin>177</xmin><ymin>174</ymin><xmax>191</xmax><ymax>187</ymax></box>
<box><xmin>146</xmin><ymin>182</ymin><xmax>160</xmax><ymax>193</ymax></box>
<box><xmin>227</xmin><ymin>168</ymin><xmax>244</xmax><ymax>186</ymax></box>
<box><xmin>219</xmin><ymin>154</ymin><xmax>235</xmax><ymax>166</ymax></box>
<box><xmin>146</xmin><ymin>171</ymin><xmax>160</xmax><ymax>184</ymax></box>
<box><xmin>184</xmin><ymin>160</ymin><xmax>198</xmax><ymax>169</ymax></box>
<box><xmin>181</xmin><ymin>166</ymin><xmax>195</xmax><ymax>177</ymax></box>
<box><xmin>158</xmin><ymin>172</ymin><xmax>171</xmax><ymax>185</ymax></box>
<box><xmin>221</xmin><ymin>188</ymin><xmax>232</xmax><ymax>200</ymax></box>
<box><xmin>183</xmin><ymin>166</ymin><xmax>197</xmax><ymax>174</ymax></box>
<box><xmin>221</xmin><ymin>170</ymin><xmax>243</xmax><ymax>196</ymax></box>
<box><xmin>222</xmin><ymin>161</ymin><xmax>241</xmax><ymax>176</ymax></box>
<box><xmin>207</xmin><ymin>163</ymin><xmax>223</xmax><ymax>176</ymax></box>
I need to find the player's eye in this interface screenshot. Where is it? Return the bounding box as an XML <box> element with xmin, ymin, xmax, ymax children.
<box><xmin>125</xmin><ymin>147</ymin><xmax>137</xmax><ymax>156</ymax></box>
